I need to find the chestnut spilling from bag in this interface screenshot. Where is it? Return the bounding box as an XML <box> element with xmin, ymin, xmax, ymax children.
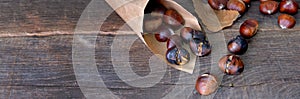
<box><xmin>105</xmin><ymin>0</ymin><xmax>211</xmax><ymax>73</ymax></box>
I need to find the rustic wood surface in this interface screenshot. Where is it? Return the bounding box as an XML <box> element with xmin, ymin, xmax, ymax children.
<box><xmin>0</xmin><ymin>0</ymin><xmax>300</xmax><ymax>99</ymax></box>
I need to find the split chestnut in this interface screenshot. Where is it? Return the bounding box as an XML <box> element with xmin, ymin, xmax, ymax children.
<box><xmin>219</xmin><ymin>55</ymin><xmax>244</xmax><ymax>75</ymax></box>
<box><xmin>166</xmin><ymin>47</ymin><xmax>190</xmax><ymax>65</ymax></box>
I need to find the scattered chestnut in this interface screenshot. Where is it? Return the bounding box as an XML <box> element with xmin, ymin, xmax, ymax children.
<box><xmin>279</xmin><ymin>0</ymin><xmax>299</xmax><ymax>15</ymax></box>
<box><xmin>195</xmin><ymin>73</ymin><xmax>218</xmax><ymax>96</ymax></box>
<box><xmin>164</xmin><ymin>9</ymin><xmax>185</xmax><ymax>29</ymax></box>
<box><xmin>180</xmin><ymin>27</ymin><xmax>194</xmax><ymax>42</ymax></box>
<box><xmin>166</xmin><ymin>47</ymin><xmax>190</xmax><ymax>65</ymax></box>
<box><xmin>227</xmin><ymin>35</ymin><xmax>248</xmax><ymax>55</ymax></box>
<box><xmin>239</xmin><ymin>19</ymin><xmax>259</xmax><ymax>39</ymax></box>
<box><xmin>277</xmin><ymin>14</ymin><xmax>296</xmax><ymax>29</ymax></box>
<box><xmin>227</xmin><ymin>0</ymin><xmax>247</xmax><ymax>14</ymax></box>
<box><xmin>208</xmin><ymin>0</ymin><xmax>228</xmax><ymax>10</ymax></box>
<box><xmin>259</xmin><ymin>1</ymin><xmax>279</xmax><ymax>15</ymax></box>
<box><xmin>219</xmin><ymin>55</ymin><xmax>244</xmax><ymax>75</ymax></box>
<box><xmin>154</xmin><ymin>26</ymin><xmax>174</xmax><ymax>42</ymax></box>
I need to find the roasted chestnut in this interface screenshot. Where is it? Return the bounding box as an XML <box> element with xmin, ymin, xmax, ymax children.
<box><xmin>164</xmin><ymin>9</ymin><xmax>185</xmax><ymax>29</ymax></box>
<box><xmin>239</xmin><ymin>19</ymin><xmax>259</xmax><ymax>39</ymax></box>
<box><xmin>190</xmin><ymin>39</ymin><xmax>211</xmax><ymax>57</ymax></box>
<box><xmin>195</xmin><ymin>73</ymin><xmax>218</xmax><ymax>96</ymax></box>
<box><xmin>219</xmin><ymin>55</ymin><xmax>244</xmax><ymax>75</ymax></box>
<box><xmin>208</xmin><ymin>0</ymin><xmax>228</xmax><ymax>10</ymax></box>
<box><xmin>279</xmin><ymin>0</ymin><xmax>299</xmax><ymax>15</ymax></box>
<box><xmin>227</xmin><ymin>35</ymin><xmax>248</xmax><ymax>55</ymax></box>
<box><xmin>227</xmin><ymin>0</ymin><xmax>247</xmax><ymax>14</ymax></box>
<box><xmin>259</xmin><ymin>1</ymin><xmax>279</xmax><ymax>15</ymax></box>
<box><xmin>166</xmin><ymin>47</ymin><xmax>190</xmax><ymax>65</ymax></box>
<box><xmin>154</xmin><ymin>26</ymin><xmax>174</xmax><ymax>42</ymax></box>
<box><xmin>189</xmin><ymin>30</ymin><xmax>211</xmax><ymax>56</ymax></box>
<box><xmin>180</xmin><ymin>27</ymin><xmax>194</xmax><ymax>42</ymax></box>
<box><xmin>278</xmin><ymin>14</ymin><xmax>296</xmax><ymax>29</ymax></box>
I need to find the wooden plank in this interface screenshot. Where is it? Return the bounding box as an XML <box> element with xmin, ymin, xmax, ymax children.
<box><xmin>0</xmin><ymin>0</ymin><xmax>300</xmax><ymax>98</ymax></box>
<box><xmin>0</xmin><ymin>29</ymin><xmax>299</xmax><ymax>98</ymax></box>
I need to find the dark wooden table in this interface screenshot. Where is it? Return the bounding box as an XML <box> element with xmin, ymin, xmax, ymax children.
<box><xmin>0</xmin><ymin>0</ymin><xmax>300</xmax><ymax>98</ymax></box>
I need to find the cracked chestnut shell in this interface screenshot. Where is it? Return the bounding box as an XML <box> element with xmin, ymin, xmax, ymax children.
<box><xmin>240</xmin><ymin>19</ymin><xmax>259</xmax><ymax>39</ymax></box>
<box><xmin>190</xmin><ymin>30</ymin><xmax>211</xmax><ymax>56</ymax></box>
<box><xmin>227</xmin><ymin>35</ymin><xmax>248</xmax><ymax>55</ymax></box>
<box><xmin>259</xmin><ymin>1</ymin><xmax>279</xmax><ymax>15</ymax></box>
<box><xmin>208</xmin><ymin>0</ymin><xmax>228</xmax><ymax>10</ymax></box>
<box><xmin>166</xmin><ymin>47</ymin><xmax>190</xmax><ymax>65</ymax></box>
<box><xmin>278</xmin><ymin>14</ymin><xmax>296</xmax><ymax>29</ymax></box>
<box><xmin>164</xmin><ymin>9</ymin><xmax>185</xmax><ymax>29</ymax></box>
<box><xmin>219</xmin><ymin>55</ymin><xmax>244</xmax><ymax>75</ymax></box>
<box><xmin>227</xmin><ymin>0</ymin><xmax>247</xmax><ymax>14</ymax></box>
<box><xmin>279</xmin><ymin>0</ymin><xmax>299</xmax><ymax>15</ymax></box>
<box><xmin>195</xmin><ymin>74</ymin><xmax>218</xmax><ymax>96</ymax></box>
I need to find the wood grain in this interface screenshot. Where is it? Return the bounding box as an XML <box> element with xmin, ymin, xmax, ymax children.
<box><xmin>0</xmin><ymin>0</ymin><xmax>300</xmax><ymax>98</ymax></box>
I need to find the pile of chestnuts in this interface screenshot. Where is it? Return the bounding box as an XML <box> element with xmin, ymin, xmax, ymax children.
<box><xmin>259</xmin><ymin>0</ymin><xmax>298</xmax><ymax>29</ymax></box>
<box><xmin>143</xmin><ymin>1</ymin><xmax>211</xmax><ymax>66</ymax></box>
<box><xmin>195</xmin><ymin>18</ymin><xmax>258</xmax><ymax>96</ymax></box>
<box><xmin>208</xmin><ymin>0</ymin><xmax>251</xmax><ymax>14</ymax></box>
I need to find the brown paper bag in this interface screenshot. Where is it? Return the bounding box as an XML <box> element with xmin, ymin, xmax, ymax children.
<box><xmin>105</xmin><ymin>0</ymin><xmax>202</xmax><ymax>73</ymax></box>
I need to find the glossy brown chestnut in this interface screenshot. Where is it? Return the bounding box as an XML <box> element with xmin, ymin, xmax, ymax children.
<box><xmin>154</xmin><ymin>26</ymin><xmax>174</xmax><ymax>42</ymax></box>
<box><xmin>279</xmin><ymin>0</ymin><xmax>299</xmax><ymax>15</ymax></box>
<box><xmin>208</xmin><ymin>0</ymin><xmax>228</xmax><ymax>10</ymax></box>
<box><xmin>219</xmin><ymin>55</ymin><xmax>244</xmax><ymax>75</ymax></box>
<box><xmin>164</xmin><ymin>9</ymin><xmax>185</xmax><ymax>28</ymax></box>
<box><xmin>195</xmin><ymin>74</ymin><xmax>218</xmax><ymax>96</ymax></box>
<box><xmin>180</xmin><ymin>27</ymin><xmax>194</xmax><ymax>42</ymax></box>
<box><xmin>166</xmin><ymin>47</ymin><xmax>190</xmax><ymax>65</ymax></box>
<box><xmin>227</xmin><ymin>0</ymin><xmax>247</xmax><ymax>14</ymax></box>
<box><xmin>259</xmin><ymin>1</ymin><xmax>279</xmax><ymax>15</ymax></box>
<box><xmin>227</xmin><ymin>35</ymin><xmax>248</xmax><ymax>55</ymax></box>
<box><xmin>278</xmin><ymin>14</ymin><xmax>296</xmax><ymax>29</ymax></box>
<box><xmin>239</xmin><ymin>19</ymin><xmax>259</xmax><ymax>39</ymax></box>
